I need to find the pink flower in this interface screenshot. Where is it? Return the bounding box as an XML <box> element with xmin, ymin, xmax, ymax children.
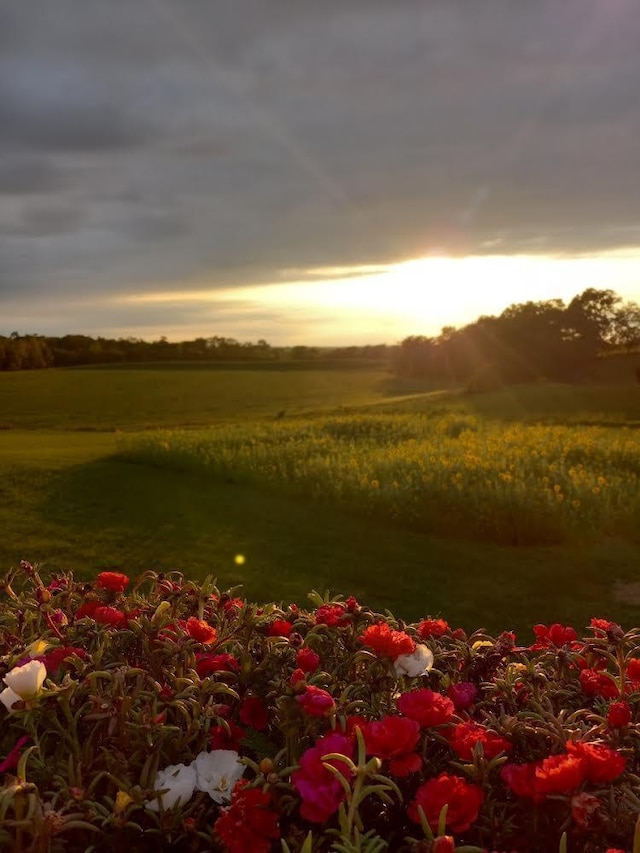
<box><xmin>447</xmin><ymin>682</ymin><xmax>478</xmax><ymax>710</ymax></box>
<box><xmin>292</xmin><ymin>733</ymin><xmax>354</xmax><ymax>823</ymax></box>
<box><xmin>297</xmin><ymin>686</ymin><xmax>336</xmax><ymax>718</ymax></box>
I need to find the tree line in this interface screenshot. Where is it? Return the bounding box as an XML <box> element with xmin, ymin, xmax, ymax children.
<box><xmin>0</xmin><ymin>332</ymin><xmax>392</xmax><ymax>371</ymax></box>
<box><xmin>393</xmin><ymin>288</ymin><xmax>640</xmax><ymax>387</ymax></box>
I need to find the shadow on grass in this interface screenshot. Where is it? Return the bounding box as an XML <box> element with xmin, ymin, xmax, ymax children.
<box><xmin>19</xmin><ymin>455</ymin><xmax>640</xmax><ymax>636</ymax></box>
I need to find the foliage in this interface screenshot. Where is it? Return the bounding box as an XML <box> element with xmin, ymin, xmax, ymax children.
<box><xmin>1</xmin><ymin>562</ymin><xmax>640</xmax><ymax>852</ymax></box>
<box><xmin>394</xmin><ymin>288</ymin><xmax>640</xmax><ymax>385</ymax></box>
<box><xmin>122</xmin><ymin>413</ymin><xmax>640</xmax><ymax>546</ymax></box>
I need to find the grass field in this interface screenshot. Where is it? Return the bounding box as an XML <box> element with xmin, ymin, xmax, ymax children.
<box><xmin>1</xmin><ymin>362</ymin><xmax>640</xmax><ymax>636</ymax></box>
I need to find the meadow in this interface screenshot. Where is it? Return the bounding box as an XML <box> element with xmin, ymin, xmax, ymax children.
<box><xmin>2</xmin><ymin>361</ymin><xmax>640</xmax><ymax>636</ymax></box>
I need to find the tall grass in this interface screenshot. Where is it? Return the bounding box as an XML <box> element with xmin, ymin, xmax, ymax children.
<box><xmin>121</xmin><ymin>413</ymin><xmax>640</xmax><ymax>545</ymax></box>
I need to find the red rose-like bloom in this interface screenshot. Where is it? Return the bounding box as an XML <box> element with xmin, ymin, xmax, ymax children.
<box><xmin>0</xmin><ymin>735</ymin><xmax>30</xmax><ymax>774</ymax></box>
<box><xmin>363</xmin><ymin>715</ymin><xmax>420</xmax><ymax>775</ymax></box>
<box><xmin>449</xmin><ymin>722</ymin><xmax>511</xmax><ymax>761</ymax></box>
<box><xmin>93</xmin><ymin>606</ymin><xmax>128</xmax><ymax>628</ymax></box>
<box><xmin>535</xmin><ymin>753</ymin><xmax>586</xmax><ymax>795</ymax></box>
<box><xmin>359</xmin><ymin>623</ymin><xmax>416</xmax><ymax>659</ymax></box>
<box><xmin>626</xmin><ymin>658</ymin><xmax>640</xmax><ymax>683</ymax></box>
<box><xmin>580</xmin><ymin>669</ymin><xmax>620</xmax><ymax>699</ymax></box>
<box><xmin>296</xmin><ymin>647</ymin><xmax>321</xmax><ymax>673</ymax></box>
<box><xmin>408</xmin><ymin>773</ymin><xmax>484</xmax><ymax>833</ymax></box>
<box><xmin>290</xmin><ymin>668</ymin><xmax>307</xmax><ymax>690</ymax></box>
<box><xmin>184</xmin><ymin>617</ymin><xmax>217</xmax><ymax>645</ymax></box>
<box><xmin>210</xmin><ymin>722</ymin><xmax>246</xmax><ymax>751</ymax></box>
<box><xmin>571</xmin><ymin>792</ymin><xmax>601</xmax><ymax>828</ymax></box>
<box><xmin>196</xmin><ymin>653</ymin><xmax>239</xmax><ymax>678</ymax></box>
<box><xmin>418</xmin><ymin>618</ymin><xmax>449</xmax><ymax>639</ymax></box>
<box><xmin>447</xmin><ymin>682</ymin><xmax>478</xmax><ymax>711</ymax></box>
<box><xmin>240</xmin><ymin>697</ymin><xmax>269</xmax><ymax>731</ymax></box>
<box><xmin>95</xmin><ymin>571</ymin><xmax>130</xmax><ymax>593</ymax></box>
<box><xmin>292</xmin><ymin>733</ymin><xmax>354</xmax><ymax>823</ymax></box>
<box><xmin>268</xmin><ymin>619</ymin><xmax>293</xmax><ymax>637</ymax></box>
<box><xmin>42</xmin><ymin>646</ymin><xmax>88</xmax><ymax>675</ymax></box>
<box><xmin>566</xmin><ymin>742</ymin><xmax>627</xmax><ymax>784</ymax></box>
<box><xmin>531</xmin><ymin>623</ymin><xmax>578</xmax><ymax>649</ymax></box>
<box><xmin>501</xmin><ymin>762</ymin><xmax>541</xmax><ymax>800</ymax></box>
<box><xmin>297</xmin><ymin>685</ymin><xmax>336</xmax><ymax>717</ymax></box>
<box><xmin>315</xmin><ymin>603</ymin><xmax>350</xmax><ymax>627</ymax></box>
<box><xmin>215</xmin><ymin>781</ymin><xmax>280</xmax><ymax>853</ymax></box>
<box><xmin>75</xmin><ymin>600</ymin><xmax>100</xmax><ymax>619</ymax></box>
<box><xmin>397</xmin><ymin>689</ymin><xmax>455</xmax><ymax>728</ymax></box>
<box><xmin>607</xmin><ymin>701</ymin><xmax>632</xmax><ymax>728</ymax></box>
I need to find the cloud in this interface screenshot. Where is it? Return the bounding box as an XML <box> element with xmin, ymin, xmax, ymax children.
<box><xmin>1</xmin><ymin>0</ymin><xmax>640</xmax><ymax>336</ymax></box>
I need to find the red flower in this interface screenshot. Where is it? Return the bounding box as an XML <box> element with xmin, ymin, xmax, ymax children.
<box><xmin>364</xmin><ymin>715</ymin><xmax>420</xmax><ymax>758</ymax></box>
<box><xmin>268</xmin><ymin>619</ymin><xmax>293</xmax><ymax>637</ymax></box>
<box><xmin>239</xmin><ymin>697</ymin><xmax>269</xmax><ymax>731</ymax></box>
<box><xmin>607</xmin><ymin>700</ymin><xmax>631</xmax><ymax>728</ymax></box>
<box><xmin>396</xmin><ymin>688</ymin><xmax>455</xmax><ymax>728</ymax></box>
<box><xmin>447</xmin><ymin>682</ymin><xmax>478</xmax><ymax>710</ymax></box>
<box><xmin>418</xmin><ymin>618</ymin><xmax>449</xmax><ymax>639</ymax></box>
<box><xmin>296</xmin><ymin>647</ymin><xmax>321</xmax><ymax>673</ymax></box>
<box><xmin>75</xmin><ymin>600</ymin><xmax>100</xmax><ymax>619</ymax></box>
<box><xmin>292</xmin><ymin>733</ymin><xmax>354</xmax><ymax>823</ymax></box>
<box><xmin>535</xmin><ymin>753</ymin><xmax>586</xmax><ymax>795</ymax></box>
<box><xmin>626</xmin><ymin>658</ymin><xmax>640</xmax><ymax>683</ymax></box>
<box><xmin>359</xmin><ymin>623</ymin><xmax>416</xmax><ymax>659</ymax></box>
<box><xmin>215</xmin><ymin>781</ymin><xmax>280</xmax><ymax>853</ymax></box>
<box><xmin>196</xmin><ymin>653</ymin><xmax>239</xmax><ymax>678</ymax></box>
<box><xmin>95</xmin><ymin>571</ymin><xmax>130</xmax><ymax>593</ymax></box>
<box><xmin>571</xmin><ymin>792</ymin><xmax>601</xmax><ymax>828</ymax></box>
<box><xmin>345</xmin><ymin>596</ymin><xmax>359</xmax><ymax>612</ymax></box>
<box><xmin>210</xmin><ymin>722</ymin><xmax>247</xmax><ymax>751</ymax></box>
<box><xmin>297</xmin><ymin>685</ymin><xmax>336</xmax><ymax>717</ymax></box>
<box><xmin>315</xmin><ymin>603</ymin><xmax>350</xmax><ymax>627</ymax></box>
<box><xmin>501</xmin><ymin>762</ymin><xmax>541</xmax><ymax>800</ymax></box>
<box><xmin>580</xmin><ymin>669</ymin><xmax>620</xmax><ymax>699</ymax></box>
<box><xmin>590</xmin><ymin>617</ymin><xmax>623</xmax><ymax>636</ymax></box>
<box><xmin>184</xmin><ymin>617</ymin><xmax>217</xmax><ymax>645</ymax></box>
<box><xmin>0</xmin><ymin>736</ymin><xmax>30</xmax><ymax>774</ymax></box>
<box><xmin>289</xmin><ymin>668</ymin><xmax>307</xmax><ymax>690</ymax></box>
<box><xmin>408</xmin><ymin>773</ymin><xmax>484</xmax><ymax>833</ymax></box>
<box><xmin>42</xmin><ymin>646</ymin><xmax>88</xmax><ymax>675</ymax></box>
<box><xmin>93</xmin><ymin>606</ymin><xmax>128</xmax><ymax>627</ymax></box>
<box><xmin>449</xmin><ymin>722</ymin><xmax>511</xmax><ymax>761</ymax></box>
<box><xmin>566</xmin><ymin>741</ymin><xmax>626</xmax><ymax>784</ymax></box>
<box><xmin>531</xmin><ymin>623</ymin><xmax>578</xmax><ymax>649</ymax></box>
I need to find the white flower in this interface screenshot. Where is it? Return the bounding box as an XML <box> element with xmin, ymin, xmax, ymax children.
<box><xmin>394</xmin><ymin>644</ymin><xmax>434</xmax><ymax>678</ymax></box>
<box><xmin>1</xmin><ymin>660</ymin><xmax>47</xmax><ymax>710</ymax></box>
<box><xmin>145</xmin><ymin>762</ymin><xmax>196</xmax><ymax>812</ymax></box>
<box><xmin>193</xmin><ymin>749</ymin><xmax>245</xmax><ymax>803</ymax></box>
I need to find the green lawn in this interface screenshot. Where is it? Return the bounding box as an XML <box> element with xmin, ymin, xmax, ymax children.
<box><xmin>2</xmin><ymin>364</ymin><xmax>640</xmax><ymax>637</ymax></box>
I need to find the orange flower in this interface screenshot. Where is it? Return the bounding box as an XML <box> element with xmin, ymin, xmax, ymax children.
<box><xmin>185</xmin><ymin>617</ymin><xmax>217</xmax><ymax>645</ymax></box>
<box><xmin>359</xmin><ymin>623</ymin><xmax>415</xmax><ymax>659</ymax></box>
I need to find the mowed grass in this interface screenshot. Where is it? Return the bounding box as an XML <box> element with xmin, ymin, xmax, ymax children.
<box><xmin>0</xmin><ymin>363</ymin><xmax>391</xmax><ymax>430</ymax></box>
<box><xmin>1</xmin><ymin>363</ymin><xmax>640</xmax><ymax>635</ymax></box>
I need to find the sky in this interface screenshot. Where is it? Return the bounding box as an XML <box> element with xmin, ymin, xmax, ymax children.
<box><xmin>2</xmin><ymin>0</ymin><xmax>640</xmax><ymax>346</ymax></box>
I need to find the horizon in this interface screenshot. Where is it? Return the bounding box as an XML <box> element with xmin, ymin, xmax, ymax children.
<box><xmin>2</xmin><ymin>2</ymin><xmax>640</xmax><ymax>344</ymax></box>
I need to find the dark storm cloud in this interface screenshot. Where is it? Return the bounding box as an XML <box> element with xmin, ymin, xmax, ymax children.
<box><xmin>1</xmin><ymin>0</ymin><xmax>640</xmax><ymax>327</ymax></box>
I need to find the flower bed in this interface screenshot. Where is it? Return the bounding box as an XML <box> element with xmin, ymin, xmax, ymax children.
<box><xmin>1</xmin><ymin>562</ymin><xmax>639</xmax><ymax>852</ymax></box>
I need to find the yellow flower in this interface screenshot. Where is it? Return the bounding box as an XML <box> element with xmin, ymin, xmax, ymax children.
<box><xmin>114</xmin><ymin>791</ymin><xmax>133</xmax><ymax>815</ymax></box>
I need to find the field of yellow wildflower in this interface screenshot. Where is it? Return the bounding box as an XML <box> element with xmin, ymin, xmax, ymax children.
<box><xmin>122</xmin><ymin>412</ymin><xmax>640</xmax><ymax>546</ymax></box>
